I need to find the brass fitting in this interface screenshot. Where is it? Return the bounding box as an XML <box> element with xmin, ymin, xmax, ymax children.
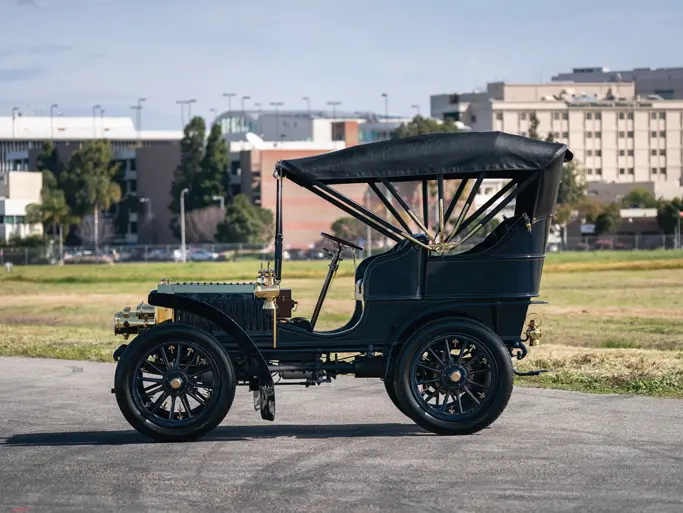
<box><xmin>526</xmin><ymin>318</ymin><xmax>542</xmax><ymax>346</ymax></box>
<box><xmin>113</xmin><ymin>302</ymin><xmax>156</xmax><ymax>339</ymax></box>
<box><xmin>254</xmin><ymin>262</ymin><xmax>280</xmax><ymax>348</ymax></box>
<box><xmin>254</xmin><ymin>263</ymin><xmax>280</xmax><ymax>311</ymax></box>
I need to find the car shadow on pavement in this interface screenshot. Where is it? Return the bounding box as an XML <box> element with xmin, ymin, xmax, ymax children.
<box><xmin>1</xmin><ymin>423</ymin><xmax>429</xmax><ymax>446</ymax></box>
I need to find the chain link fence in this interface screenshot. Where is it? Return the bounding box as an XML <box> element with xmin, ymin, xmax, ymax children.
<box><xmin>0</xmin><ymin>235</ymin><xmax>681</xmax><ymax>266</ymax></box>
<box><xmin>557</xmin><ymin>234</ymin><xmax>680</xmax><ymax>251</ymax></box>
<box><xmin>0</xmin><ymin>243</ymin><xmax>269</xmax><ymax>266</ymax></box>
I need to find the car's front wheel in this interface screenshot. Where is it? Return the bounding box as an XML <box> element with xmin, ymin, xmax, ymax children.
<box><xmin>114</xmin><ymin>323</ymin><xmax>236</xmax><ymax>442</ymax></box>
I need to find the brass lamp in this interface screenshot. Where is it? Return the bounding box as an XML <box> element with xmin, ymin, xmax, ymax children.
<box><xmin>254</xmin><ymin>262</ymin><xmax>280</xmax><ymax>347</ymax></box>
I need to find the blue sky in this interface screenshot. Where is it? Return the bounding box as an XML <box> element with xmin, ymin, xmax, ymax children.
<box><xmin>1</xmin><ymin>0</ymin><xmax>682</xmax><ymax>129</ymax></box>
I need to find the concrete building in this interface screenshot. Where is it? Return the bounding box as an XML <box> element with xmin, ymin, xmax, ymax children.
<box><xmin>0</xmin><ymin>115</ymin><xmax>183</xmax><ymax>244</ymax></box>
<box><xmin>431</xmin><ymin>80</ymin><xmax>683</xmax><ymax>200</ymax></box>
<box><xmin>227</xmin><ymin>133</ymin><xmax>367</xmax><ymax>249</ymax></box>
<box><xmin>551</xmin><ymin>66</ymin><xmax>683</xmax><ymax>100</ymax></box>
<box><xmin>0</xmin><ymin>115</ymin><xmax>182</xmax><ymax>171</ymax></box>
<box><xmin>216</xmin><ymin>109</ymin><xmax>412</xmax><ymax>144</ymax></box>
<box><xmin>0</xmin><ymin>170</ymin><xmax>42</xmax><ymax>242</ymax></box>
<box><xmin>12</xmin><ymin>142</ymin><xmax>183</xmax><ymax>245</ymax></box>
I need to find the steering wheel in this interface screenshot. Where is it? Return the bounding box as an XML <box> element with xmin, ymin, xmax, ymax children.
<box><xmin>320</xmin><ymin>232</ymin><xmax>364</xmax><ymax>252</ymax></box>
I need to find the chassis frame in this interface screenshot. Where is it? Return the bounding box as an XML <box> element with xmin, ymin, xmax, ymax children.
<box><xmin>111</xmin><ymin>131</ymin><xmax>572</xmax><ymax>441</ymax></box>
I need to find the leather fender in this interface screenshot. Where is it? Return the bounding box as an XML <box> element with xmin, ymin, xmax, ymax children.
<box><xmin>147</xmin><ymin>291</ymin><xmax>274</xmax><ymax>388</ymax></box>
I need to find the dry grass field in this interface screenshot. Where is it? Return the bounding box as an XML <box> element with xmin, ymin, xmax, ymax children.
<box><xmin>1</xmin><ymin>251</ymin><xmax>682</xmax><ymax>397</ymax></box>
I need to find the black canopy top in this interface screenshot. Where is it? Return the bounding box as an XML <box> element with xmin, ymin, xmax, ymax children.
<box><xmin>276</xmin><ymin>131</ymin><xmax>573</xmax><ymax>185</ymax></box>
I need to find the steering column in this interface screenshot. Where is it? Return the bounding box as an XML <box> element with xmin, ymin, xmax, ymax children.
<box><xmin>309</xmin><ymin>232</ymin><xmax>363</xmax><ymax>330</ymax></box>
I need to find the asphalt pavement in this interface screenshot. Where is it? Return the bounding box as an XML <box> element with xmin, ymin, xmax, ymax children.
<box><xmin>1</xmin><ymin>355</ymin><xmax>682</xmax><ymax>513</ymax></box>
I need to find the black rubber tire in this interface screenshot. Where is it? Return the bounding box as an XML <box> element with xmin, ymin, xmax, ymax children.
<box><xmin>383</xmin><ymin>377</ymin><xmax>412</xmax><ymax>419</ymax></box>
<box><xmin>114</xmin><ymin>323</ymin><xmax>236</xmax><ymax>443</ymax></box>
<box><xmin>393</xmin><ymin>318</ymin><xmax>513</xmax><ymax>436</ymax></box>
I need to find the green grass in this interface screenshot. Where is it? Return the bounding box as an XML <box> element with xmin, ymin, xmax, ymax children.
<box><xmin>515</xmin><ymin>345</ymin><xmax>683</xmax><ymax>398</ymax></box>
<box><xmin>1</xmin><ymin>250</ymin><xmax>683</xmax><ymax>398</ymax></box>
<box><xmin>3</xmin><ymin>248</ymin><xmax>683</xmax><ymax>286</ymax></box>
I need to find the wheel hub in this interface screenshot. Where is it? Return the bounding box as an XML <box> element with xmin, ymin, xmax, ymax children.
<box><xmin>163</xmin><ymin>371</ymin><xmax>189</xmax><ymax>395</ymax></box>
<box><xmin>442</xmin><ymin>364</ymin><xmax>467</xmax><ymax>388</ymax></box>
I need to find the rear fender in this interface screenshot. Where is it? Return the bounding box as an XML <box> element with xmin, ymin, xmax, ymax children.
<box><xmin>384</xmin><ymin>303</ymin><xmax>501</xmax><ymax>381</ymax></box>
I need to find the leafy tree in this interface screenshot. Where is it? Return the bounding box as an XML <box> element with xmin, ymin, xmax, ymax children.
<box><xmin>573</xmin><ymin>199</ymin><xmax>620</xmax><ymax>236</ymax></box>
<box><xmin>1</xmin><ymin>234</ymin><xmax>45</xmax><ymax>248</ymax></box>
<box><xmin>594</xmin><ymin>202</ymin><xmax>621</xmax><ymax>235</ymax></box>
<box><xmin>575</xmin><ymin>198</ymin><xmax>604</xmax><ymax>224</ymax></box>
<box><xmin>256</xmin><ymin>205</ymin><xmax>275</xmax><ymax>242</ymax></box>
<box><xmin>656</xmin><ymin>198</ymin><xmax>683</xmax><ymax>234</ymax></box>
<box><xmin>169</xmin><ymin>116</ymin><xmax>229</xmax><ymax>239</ymax></box>
<box><xmin>392</xmin><ymin>115</ymin><xmax>461</xmax><ymax>139</ymax></box>
<box><xmin>202</xmin><ymin>122</ymin><xmax>231</xmax><ymax>203</ymax></box>
<box><xmin>185</xmin><ymin>206</ymin><xmax>226</xmax><ymax>244</ymax></box>
<box><xmin>528</xmin><ymin>113</ymin><xmax>540</xmax><ymax>140</ymax></box>
<box><xmin>61</xmin><ymin>140</ymin><xmax>121</xmax><ymax>251</ymax></box>
<box><xmin>169</xmin><ymin>117</ymin><xmax>207</xmax><ymax>236</ymax></box>
<box><xmin>112</xmin><ymin>194</ymin><xmax>140</xmax><ymax>239</ymax></box>
<box><xmin>331</xmin><ymin>216</ymin><xmax>367</xmax><ymax>242</ymax></box>
<box><xmin>36</xmin><ymin>141</ymin><xmax>64</xmax><ymax>179</ymax></box>
<box><xmin>621</xmin><ymin>187</ymin><xmax>658</xmax><ymax>208</ymax></box>
<box><xmin>557</xmin><ymin>159</ymin><xmax>587</xmax><ymax>206</ymax></box>
<box><xmin>215</xmin><ymin>194</ymin><xmax>274</xmax><ymax>244</ymax></box>
<box><xmin>528</xmin><ymin>126</ymin><xmax>586</xmax><ymax>247</ymax></box>
<box><xmin>25</xmin><ymin>170</ymin><xmax>79</xmax><ymax>262</ymax></box>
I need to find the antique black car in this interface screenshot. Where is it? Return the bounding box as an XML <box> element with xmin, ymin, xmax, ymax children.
<box><xmin>111</xmin><ymin>131</ymin><xmax>573</xmax><ymax>442</ymax></box>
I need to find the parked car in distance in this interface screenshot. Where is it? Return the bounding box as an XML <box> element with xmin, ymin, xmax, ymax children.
<box><xmin>306</xmin><ymin>249</ymin><xmax>326</xmax><ymax>260</ymax></box>
<box><xmin>188</xmin><ymin>249</ymin><xmax>219</xmax><ymax>261</ymax></box>
<box><xmin>287</xmin><ymin>249</ymin><xmax>307</xmax><ymax>260</ymax></box>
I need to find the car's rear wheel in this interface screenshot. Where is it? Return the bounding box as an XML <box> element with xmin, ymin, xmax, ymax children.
<box><xmin>114</xmin><ymin>323</ymin><xmax>236</xmax><ymax>442</ymax></box>
<box><xmin>393</xmin><ymin>319</ymin><xmax>513</xmax><ymax>435</ymax></box>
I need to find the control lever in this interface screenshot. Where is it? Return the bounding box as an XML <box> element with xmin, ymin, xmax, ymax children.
<box><xmin>309</xmin><ymin>241</ymin><xmax>344</xmax><ymax>330</ymax></box>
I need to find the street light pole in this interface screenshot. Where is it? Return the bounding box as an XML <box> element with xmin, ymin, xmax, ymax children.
<box><xmin>381</xmin><ymin>93</ymin><xmax>388</xmax><ymax>121</ymax></box>
<box><xmin>176</xmin><ymin>100</ymin><xmax>185</xmax><ymax>128</ymax></box>
<box><xmin>254</xmin><ymin>102</ymin><xmax>262</xmax><ymax>135</ymax></box>
<box><xmin>210</xmin><ymin>108</ymin><xmax>217</xmax><ymax>124</ymax></box>
<box><xmin>131</xmin><ymin>98</ymin><xmax>145</xmax><ymax>141</ymax></box>
<box><xmin>50</xmin><ymin>104</ymin><xmax>58</xmax><ymax>140</ymax></box>
<box><xmin>92</xmin><ymin>104</ymin><xmax>101</xmax><ymax>138</ymax></box>
<box><xmin>100</xmin><ymin>108</ymin><xmax>105</xmax><ymax>138</ymax></box>
<box><xmin>270</xmin><ymin>102</ymin><xmax>284</xmax><ymax>144</ymax></box>
<box><xmin>176</xmin><ymin>99</ymin><xmax>196</xmax><ymax>128</ymax></box>
<box><xmin>241</xmin><ymin>95</ymin><xmax>250</xmax><ymax>131</ymax></box>
<box><xmin>411</xmin><ymin>104</ymin><xmax>420</xmax><ymax>116</ymax></box>
<box><xmin>302</xmin><ymin>96</ymin><xmax>310</xmax><ymax>116</ymax></box>
<box><xmin>180</xmin><ymin>188</ymin><xmax>189</xmax><ymax>262</ymax></box>
<box><xmin>11</xmin><ymin>107</ymin><xmax>20</xmax><ymax>142</ymax></box>
<box><xmin>223</xmin><ymin>93</ymin><xmax>235</xmax><ymax>134</ymax></box>
<box><xmin>327</xmin><ymin>101</ymin><xmax>341</xmax><ymax>119</ymax></box>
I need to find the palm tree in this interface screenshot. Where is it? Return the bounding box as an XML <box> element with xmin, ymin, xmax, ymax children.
<box><xmin>26</xmin><ymin>188</ymin><xmax>79</xmax><ymax>264</ymax></box>
<box><xmin>83</xmin><ymin>173</ymin><xmax>122</xmax><ymax>253</ymax></box>
<box><xmin>62</xmin><ymin>140</ymin><xmax>121</xmax><ymax>252</ymax></box>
